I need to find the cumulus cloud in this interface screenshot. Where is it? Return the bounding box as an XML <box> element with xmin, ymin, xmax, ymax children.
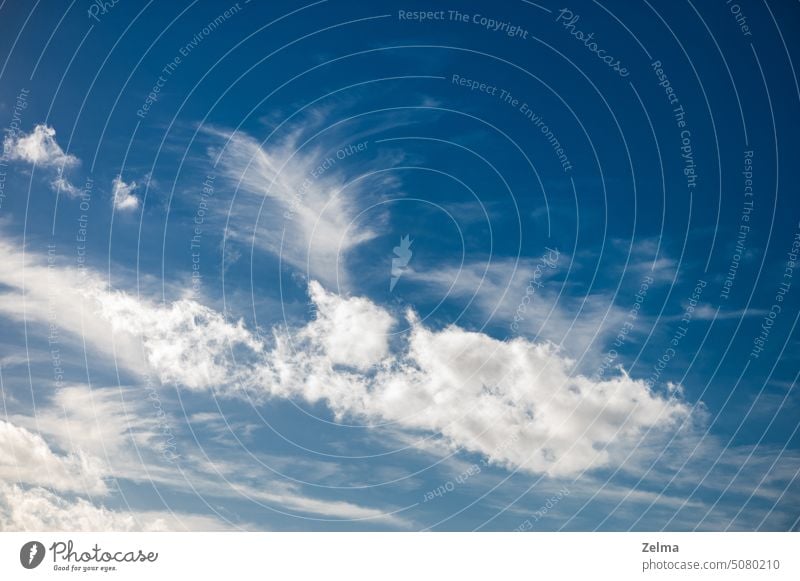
<box><xmin>3</xmin><ymin>124</ymin><xmax>79</xmax><ymax>168</ymax></box>
<box><xmin>2</xmin><ymin>124</ymin><xmax>82</xmax><ymax>195</ymax></box>
<box><xmin>267</xmin><ymin>286</ymin><xmax>693</xmax><ymax>477</ymax></box>
<box><xmin>112</xmin><ymin>176</ymin><xmax>140</xmax><ymax>211</ymax></box>
<box><xmin>300</xmin><ymin>281</ymin><xmax>394</xmax><ymax>370</ymax></box>
<box><xmin>85</xmin><ymin>272</ymin><xmax>694</xmax><ymax>477</ymax></box>
<box><xmin>96</xmin><ymin>291</ymin><xmax>262</xmax><ymax>391</ymax></box>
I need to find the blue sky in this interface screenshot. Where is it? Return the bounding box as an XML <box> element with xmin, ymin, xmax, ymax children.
<box><xmin>0</xmin><ymin>0</ymin><xmax>798</xmax><ymax>531</ymax></box>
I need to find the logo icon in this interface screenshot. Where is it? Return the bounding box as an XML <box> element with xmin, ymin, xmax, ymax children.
<box><xmin>390</xmin><ymin>235</ymin><xmax>413</xmax><ymax>292</ymax></box>
<box><xmin>20</xmin><ymin>541</ymin><xmax>45</xmax><ymax>569</ymax></box>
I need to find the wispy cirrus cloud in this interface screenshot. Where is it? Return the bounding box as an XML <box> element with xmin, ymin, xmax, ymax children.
<box><xmin>199</xmin><ymin>119</ymin><xmax>399</xmax><ymax>288</ymax></box>
<box><xmin>0</xmin><ymin>482</ymin><xmax>235</xmax><ymax>532</ymax></box>
<box><xmin>403</xmin><ymin>254</ymin><xmax>632</xmax><ymax>369</ymax></box>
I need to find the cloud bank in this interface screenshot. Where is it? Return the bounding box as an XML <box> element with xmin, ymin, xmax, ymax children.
<box><xmin>5</xmin><ymin>241</ymin><xmax>694</xmax><ymax>478</ymax></box>
<box><xmin>0</xmin><ymin>232</ymin><xmax>698</xmax><ymax>536</ymax></box>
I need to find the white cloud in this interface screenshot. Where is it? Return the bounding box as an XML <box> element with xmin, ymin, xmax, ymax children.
<box><xmin>202</xmin><ymin>126</ymin><xmax>385</xmax><ymax>287</ymax></box>
<box><xmin>51</xmin><ymin>173</ymin><xmax>82</xmax><ymax>197</ymax></box>
<box><xmin>0</xmin><ymin>420</ymin><xmax>108</xmax><ymax>495</ymax></box>
<box><xmin>8</xmin><ymin>384</ymin><xmax>176</xmax><ymax>471</ymax></box>
<box><xmin>3</xmin><ymin>124</ymin><xmax>83</xmax><ymax>196</ymax></box>
<box><xmin>300</xmin><ymin>280</ymin><xmax>394</xmax><ymax>370</ymax></box>
<box><xmin>0</xmin><ymin>244</ymin><xmax>417</xmax><ymax>528</ymax></box>
<box><xmin>222</xmin><ymin>479</ymin><xmax>410</xmax><ymax>525</ymax></box>
<box><xmin>3</xmin><ymin>124</ymin><xmax>79</xmax><ymax>168</ymax></box>
<box><xmin>269</xmin><ymin>286</ymin><xmax>693</xmax><ymax>477</ymax></box>
<box><xmin>0</xmin><ymin>483</ymin><xmax>233</xmax><ymax>531</ymax></box>
<box><xmin>96</xmin><ymin>292</ymin><xmax>262</xmax><ymax>391</ymax></box>
<box><xmin>112</xmin><ymin>176</ymin><xmax>140</xmax><ymax>211</ymax></box>
<box><xmin>0</xmin><ymin>236</ymin><xmax>148</xmax><ymax>373</ymax></box>
<box><xmin>405</xmin><ymin>256</ymin><xmax>630</xmax><ymax>369</ymax></box>
<box><xmin>689</xmin><ymin>304</ymin><xmax>768</xmax><ymax>320</ymax></box>
<box><xmin>619</xmin><ymin>237</ymin><xmax>678</xmax><ymax>283</ymax></box>
<box><xmin>10</xmin><ymin>231</ymin><xmax>794</xmax><ymax>528</ymax></box>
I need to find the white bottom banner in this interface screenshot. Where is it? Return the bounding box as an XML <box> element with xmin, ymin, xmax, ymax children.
<box><xmin>0</xmin><ymin>532</ymin><xmax>797</xmax><ymax>580</ymax></box>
